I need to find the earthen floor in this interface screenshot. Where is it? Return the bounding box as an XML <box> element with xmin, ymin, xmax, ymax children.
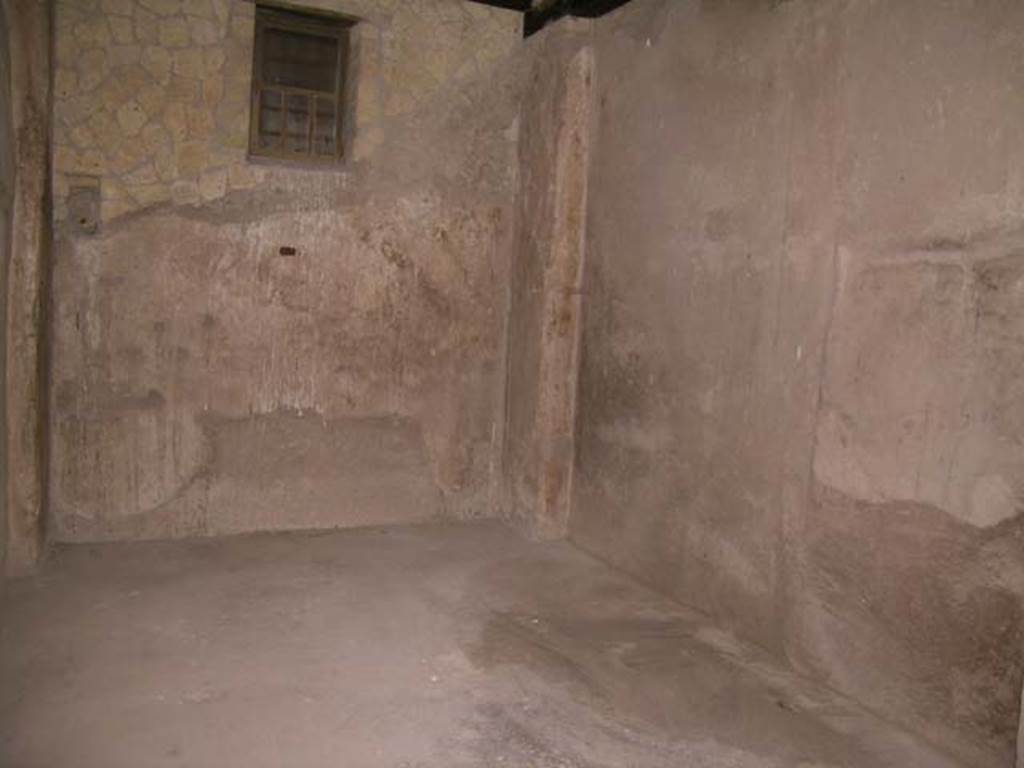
<box><xmin>0</xmin><ymin>521</ymin><xmax>962</xmax><ymax>767</ymax></box>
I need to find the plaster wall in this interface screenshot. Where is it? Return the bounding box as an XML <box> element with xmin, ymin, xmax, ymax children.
<box><xmin>572</xmin><ymin>0</ymin><xmax>1024</xmax><ymax>765</ymax></box>
<box><xmin>2</xmin><ymin>0</ymin><xmax>50</xmax><ymax>575</ymax></box>
<box><xmin>38</xmin><ymin>0</ymin><xmax>1024</xmax><ymax>761</ymax></box>
<box><xmin>49</xmin><ymin>0</ymin><xmax>522</xmax><ymax>541</ymax></box>
<box><xmin>501</xmin><ymin>21</ymin><xmax>591</xmax><ymax>540</ymax></box>
<box><xmin>0</xmin><ymin>2</ymin><xmax>11</xmax><ymax>576</ymax></box>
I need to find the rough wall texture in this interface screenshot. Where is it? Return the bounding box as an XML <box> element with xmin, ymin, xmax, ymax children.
<box><xmin>3</xmin><ymin>0</ymin><xmax>50</xmax><ymax>575</ymax></box>
<box><xmin>52</xmin><ymin>0</ymin><xmax>519</xmax><ymax>219</ymax></box>
<box><xmin>572</xmin><ymin>1</ymin><xmax>1024</xmax><ymax>765</ymax></box>
<box><xmin>50</xmin><ymin>0</ymin><xmax>522</xmax><ymax>541</ymax></box>
<box><xmin>574</xmin><ymin>0</ymin><xmax>828</xmax><ymax>655</ymax></box>
<box><xmin>799</xmin><ymin>2</ymin><xmax>1024</xmax><ymax>762</ymax></box>
<box><xmin>501</xmin><ymin>21</ymin><xmax>592</xmax><ymax>540</ymax></box>
<box><xmin>0</xmin><ymin>1</ymin><xmax>10</xmax><ymax>576</ymax></box>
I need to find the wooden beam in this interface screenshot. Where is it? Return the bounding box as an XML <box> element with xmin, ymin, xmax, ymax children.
<box><xmin>465</xmin><ymin>0</ymin><xmax>635</xmax><ymax>37</ymax></box>
<box><xmin>463</xmin><ymin>0</ymin><xmax>531</xmax><ymax>11</ymax></box>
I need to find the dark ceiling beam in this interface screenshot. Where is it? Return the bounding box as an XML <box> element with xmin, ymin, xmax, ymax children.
<box><xmin>465</xmin><ymin>0</ymin><xmax>531</xmax><ymax>11</ymax></box>
<box><xmin>465</xmin><ymin>0</ymin><xmax>633</xmax><ymax>36</ymax></box>
<box><xmin>560</xmin><ymin>0</ymin><xmax>633</xmax><ymax>17</ymax></box>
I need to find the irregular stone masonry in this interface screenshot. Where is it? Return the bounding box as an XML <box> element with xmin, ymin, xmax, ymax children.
<box><xmin>53</xmin><ymin>0</ymin><xmax>519</xmax><ymax>223</ymax></box>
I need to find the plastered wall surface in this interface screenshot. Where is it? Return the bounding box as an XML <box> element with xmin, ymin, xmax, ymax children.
<box><xmin>50</xmin><ymin>0</ymin><xmax>522</xmax><ymax>540</ymax></box>
<box><xmin>571</xmin><ymin>0</ymin><xmax>1024</xmax><ymax>765</ymax></box>
<box><xmin>1019</xmin><ymin>690</ymin><xmax>1023</xmax><ymax>768</ymax></box>
<box><xmin>2</xmin><ymin>0</ymin><xmax>50</xmax><ymax>575</ymax></box>
<box><xmin>501</xmin><ymin>21</ymin><xmax>592</xmax><ymax>540</ymax></box>
<box><xmin>802</xmin><ymin>1</ymin><xmax>1024</xmax><ymax>761</ymax></box>
<box><xmin>0</xmin><ymin>2</ymin><xmax>11</xmax><ymax>575</ymax></box>
<box><xmin>40</xmin><ymin>0</ymin><xmax>1024</xmax><ymax>761</ymax></box>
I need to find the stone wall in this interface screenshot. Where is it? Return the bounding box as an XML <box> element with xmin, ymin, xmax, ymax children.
<box><xmin>572</xmin><ymin>1</ymin><xmax>1024</xmax><ymax>765</ymax></box>
<box><xmin>50</xmin><ymin>0</ymin><xmax>522</xmax><ymax>540</ymax></box>
<box><xmin>53</xmin><ymin>0</ymin><xmax>518</xmax><ymax>220</ymax></box>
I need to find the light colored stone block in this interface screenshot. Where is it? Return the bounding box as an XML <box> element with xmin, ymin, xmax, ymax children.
<box><xmin>202</xmin><ymin>46</ymin><xmax>225</xmax><ymax>74</ymax></box>
<box><xmin>170</xmin><ymin>179</ymin><xmax>200</xmax><ymax>204</ymax></box>
<box><xmin>172</xmin><ymin>48</ymin><xmax>203</xmax><ymax>78</ymax></box>
<box><xmin>116</xmin><ymin>101</ymin><xmax>148</xmax><ymax>136</ymax></box>
<box><xmin>69</xmin><ymin>124</ymin><xmax>97</xmax><ymax>149</ymax></box>
<box><xmin>102</xmin><ymin>0</ymin><xmax>135</xmax><ymax>15</ymax></box>
<box><xmin>138</xmin><ymin>0</ymin><xmax>180</xmax><ymax>17</ymax></box>
<box><xmin>198</xmin><ymin>167</ymin><xmax>228</xmax><ymax>201</ymax></box>
<box><xmin>158</xmin><ymin>17</ymin><xmax>190</xmax><ymax>47</ymax></box>
<box><xmin>54</xmin><ymin>68</ymin><xmax>78</xmax><ymax>101</ymax></box>
<box><xmin>110</xmin><ymin>44</ymin><xmax>142</xmax><ymax>68</ymax></box>
<box><xmin>141</xmin><ymin>122</ymin><xmax>172</xmax><ymax>154</ymax></box>
<box><xmin>129</xmin><ymin>181</ymin><xmax>172</xmax><ymax>205</ymax></box>
<box><xmin>135</xmin><ymin>7</ymin><xmax>159</xmax><ymax>44</ymax></box>
<box><xmin>188</xmin><ymin>17</ymin><xmax>219</xmax><ymax>45</ymax></box>
<box><xmin>124</xmin><ymin>162</ymin><xmax>158</xmax><ymax>184</ymax></box>
<box><xmin>183</xmin><ymin>0</ymin><xmax>213</xmax><ymax>19</ymax></box>
<box><xmin>77</xmin><ymin>48</ymin><xmax>109</xmax><ymax>91</ymax></box>
<box><xmin>136</xmin><ymin>83</ymin><xmax>167</xmax><ymax>115</ymax></box>
<box><xmin>175</xmin><ymin>141</ymin><xmax>208</xmax><ymax>177</ymax></box>
<box><xmin>75</xmin><ymin>19</ymin><xmax>112</xmax><ymax>46</ymax></box>
<box><xmin>167</xmin><ymin>75</ymin><xmax>201</xmax><ymax>103</ymax></box>
<box><xmin>141</xmin><ymin>46</ymin><xmax>171</xmax><ymax>83</ymax></box>
<box><xmin>106</xmin><ymin>141</ymin><xmax>149</xmax><ymax>173</ymax></box>
<box><xmin>186</xmin><ymin>105</ymin><xmax>215</xmax><ymax>140</ymax></box>
<box><xmin>86</xmin><ymin>109</ymin><xmax>119</xmax><ymax>143</ymax></box>
<box><xmin>110</xmin><ymin>15</ymin><xmax>135</xmax><ymax>43</ymax></box>
<box><xmin>201</xmin><ymin>76</ymin><xmax>224</xmax><ymax>106</ymax></box>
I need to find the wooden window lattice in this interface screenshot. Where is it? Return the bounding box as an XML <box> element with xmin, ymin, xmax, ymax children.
<box><xmin>250</xmin><ymin>6</ymin><xmax>352</xmax><ymax>163</ymax></box>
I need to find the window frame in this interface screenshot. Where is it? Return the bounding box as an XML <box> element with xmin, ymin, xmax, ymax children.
<box><xmin>248</xmin><ymin>5</ymin><xmax>354</xmax><ymax>165</ymax></box>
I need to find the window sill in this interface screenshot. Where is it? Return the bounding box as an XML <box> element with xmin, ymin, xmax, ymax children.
<box><xmin>245</xmin><ymin>152</ymin><xmax>353</xmax><ymax>174</ymax></box>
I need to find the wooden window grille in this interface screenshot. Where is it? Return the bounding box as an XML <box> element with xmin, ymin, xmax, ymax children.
<box><xmin>250</xmin><ymin>6</ymin><xmax>353</xmax><ymax>163</ymax></box>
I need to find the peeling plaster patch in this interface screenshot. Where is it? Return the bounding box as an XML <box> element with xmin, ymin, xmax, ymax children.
<box><xmin>814</xmin><ymin>244</ymin><xmax>1024</xmax><ymax>529</ymax></box>
<box><xmin>968</xmin><ymin>474</ymin><xmax>1020</xmax><ymax>528</ymax></box>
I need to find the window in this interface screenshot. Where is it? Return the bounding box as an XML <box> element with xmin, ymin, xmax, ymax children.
<box><xmin>250</xmin><ymin>6</ymin><xmax>353</xmax><ymax>163</ymax></box>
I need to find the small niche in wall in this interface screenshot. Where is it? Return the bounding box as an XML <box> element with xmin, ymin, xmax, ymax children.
<box><xmin>67</xmin><ymin>175</ymin><xmax>101</xmax><ymax>236</ymax></box>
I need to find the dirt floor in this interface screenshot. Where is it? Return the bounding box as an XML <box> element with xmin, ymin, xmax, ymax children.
<box><xmin>0</xmin><ymin>521</ymin><xmax>964</xmax><ymax>767</ymax></box>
